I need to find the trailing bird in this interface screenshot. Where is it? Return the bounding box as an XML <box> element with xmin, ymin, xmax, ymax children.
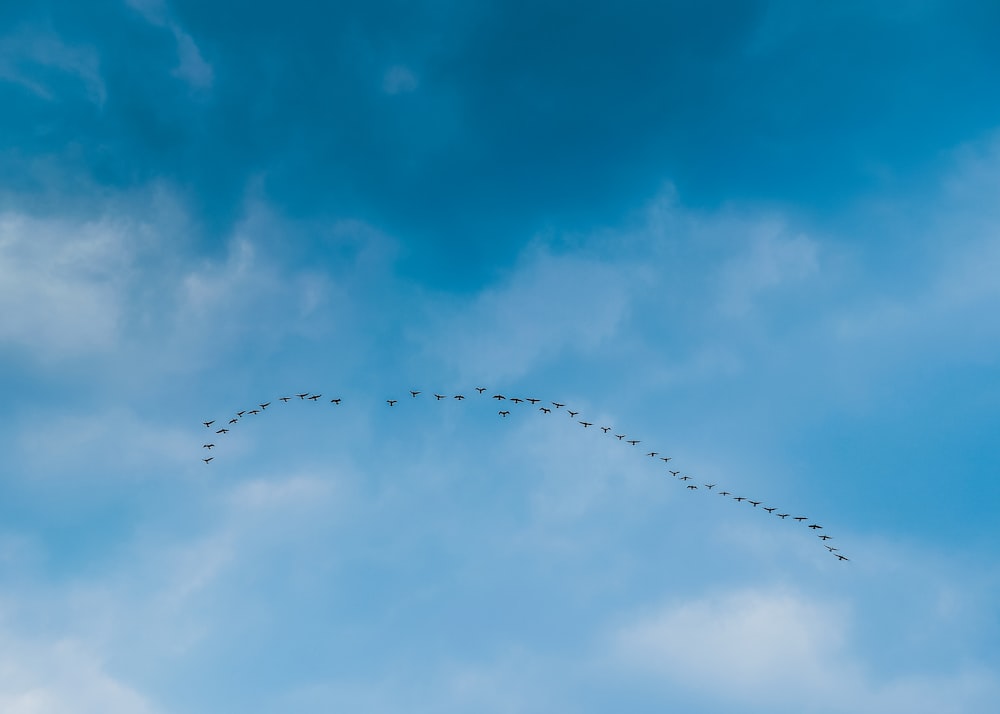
<box><xmin>526</xmin><ymin>398</ymin><xmax>540</xmax><ymax>404</ymax></box>
<box><xmin>705</xmin><ymin>484</ymin><xmax>716</xmax><ymax>490</ymax></box>
<box><xmin>387</xmin><ymin>399</ymin><xmax>398</xmax><ymax>406</ymax></box>
<box><xmin>454</xmin><ymin>395</ymin><xmax>465</xmax><ymax>400</ymax></box>
<box><xmin>216</xmin><ymin>428</ymin><xmax>229</xmax><ymax>434</ymax></box>
<box><xmin>498</xmin><ymin>410</ymin><xmax>510</xmax><ymax>417</ymax></box>
<box><xmin>777</xmin><ymin>513</ymin><xmax>789</xmax><ymax>519</ymax></box>
<box><xmin>647</xmin><ymin>452</ymin><xmax>658</xmax><ymax>458</ymax></box>
<box><xmin>552</xmin><ymin>402</ymin><xmax>565</xmax><ymax>409</ymax></box>
<box><xmin>687</xmin><ymin>484</ymin><xmax>698</xmax><ymax>490</ymax></box>
<box><xmin>819</xmin><ymin>535</ymin><xmax>832</xmax><ymax>541</ymax></box>
<box><xmin>308</xmin><ymin>394</ymin><xmax>321</xmax><ymax>401</ymax></box>
<box><xmin>203</xmin><ymin>421</ymin><xmax>215</xmax><ymax>428</ymax></box>
<box><xmin>280</xmin><ymin>397</ymin><xmax>291</xmax><ymax>402</ymax></box>
<box><xmin>616</xmin><ymin>434</ymin><xmax>626</xmax><ymax>440</ymax></box>
<box><xmin>719</xmin><ymin>491</ymin><xmax>730</xmax><ymax>496</ymax></box>
<box><xmin>567</xmin><ymin>410</ymin><xmax>579</xmax><ymax>417</ymax></box>
<box><xmin>410</xmin><ymin>391</ymin><xmax>421</xmax><ymax>397</ymax></box>
<box><xmin>476</xmin><ymin>387</ymin><xmax>486</xmax><ymax>393</ymax></box>
<box><xmin>330</xmin><ymin>398</ymin><xmax>341</xmax><ymax>404</ymax></box>
<box><xmin>835</xmin><ymin>554</ymin><xmax>849</xmax><ymax>561</ymax></box>
<box><xmin>510</xmin><ymin>398</ymin><xmax>523</xmax><ymax>404</ymax></box>
<box><xmin>493</xmin><ymin>394</ymin><xmax>506</xmax><ymax>400</ymax></box>
<box><xmin>203</xmin><ymin>457</ymin><xmax>214</xmax><ymax>463</ymax></box>
<box><xmin>539</xmin><ymin>407</ymin><xmax>551</xmax><ymax>413</ymax></box>
<box><xmin>236</xmin><ymin>411</ymin><xmax>246</xmax><ymax>417</ymax></box>
<box><xmin>679</xmin><ymin>476</ymin><xmax>692</xmax><ymax>481</ymax></box>
<box><xmin>734</xmin><ymin>496</ymin><xmax>746</xmax><ymax>502</ymax></box>
<box><xmin>580</xmin><ymin>421</ymin><xmax>592</xmax><ymax>427</ymax></box>
<box><xmin>203</xmin><ymin>444</ymin><xmax>215</xmax><ymax>449</ymax></box>
<box><xmin>435</xmin><ymin>394</ymin><xmax>446</xmax><ymax>400</ymax></box>
<box><xmin>259</xmin><ymin>402</ymin><xmax>270</xmax><ymax>409</ymax></box>
<box><xmin>749</xmin><ymin>500</ymin><xmax>761</xmax><ymax>507</ymax></box>
<box><xmin>669</xmin><ymin>470</ymin><xmax>680</xmax><ymax>476</ymax></box>
<box><xmin>248</xmin><ymin>409</ymin><xmax>260</xmax><ymax>415</ymax></box>
<box><xmin>601</xmin><ymin>427</ymin><xmax>611</xmax><ymax>433</ymax></box>
<box><xmin>627</xmin><ymin>439</ymin><xmax>640</xmax><ymax>446</ymax></box>
<box><xmin>825</xmin><ymin>545</ymin><xmax>838</xmax><ymax>552</ymax></box>
<box><xmin>763</xmin><ymin>506</ymin><xmax>776</xmax><ymax>513</ymax></box>
<box><xmin>229</xmin><ymin>418</ymin><xmax>238</xmax><ymax>424</ymax></box>
<box><xmin>809</xmin><ymin>524</ymin><xmax>823</xmax><ymax>530</ymax></box>
<box><xmin>794</xmin><ymin>516</ymin><xmax>808</xmax><ymax>522</ymax></box>
<box><xmin>296</xmin><ymin>393</ymin><xmax>309</xmax><ymax>399</ymax></box>
<box><xmin>660</xmin><ymin>457</ymin><xmax>672</xmax><ymax>462</ymax></box>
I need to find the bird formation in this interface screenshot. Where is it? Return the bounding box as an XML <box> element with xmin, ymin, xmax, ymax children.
<box><xmin>200</xmin><ymin>387</ymin><xmax>849</xmax><ymax>562</ymax></box>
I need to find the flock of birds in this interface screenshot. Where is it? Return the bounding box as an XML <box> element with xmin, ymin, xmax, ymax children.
<box><xmin>200</xmin><ymin>388</ymin><xmax>849</xmax><ymax>562</ymax></box>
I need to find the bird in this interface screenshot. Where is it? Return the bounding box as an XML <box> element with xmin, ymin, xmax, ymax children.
<box><xmin>259</xmin><ymin>402</ymin><xmax>270</xmax><ymax>409</ymax></box>
<box><xmin>387</xmin><ymin>399</ymin><xmax>397</xmax><ymax>406</ymax></box>
<box><xmin>825</xmin><ymin>545</ymin><xmax>838</xmax><ymax>552</ymax></box>
<box><xmin>498</xmin><ymin>410</ymin><xmax>510</xmax><ymax>417</ymax></box>
<box><xmin>410</xmin><ymin>391</ymin><xmax>421</xmax><ymax>397</ymax></box>
<box><xmin>434</xmin><ymin>394</ymin><xmax>446</xmax><ymax>400</ymax></box>
<box><xmin>279</xmin><ymin>396</ymin><xmax>291</xmax><ymax>402</ymax></box>
<box><xmin>777</xmin><ymin>513</ymin><xmax>789</xmax><ymax>519</ymax></box>
<box><xmin>539</xmin><ymin>407</ymin><xmax>551</xmax><ymax>413</ymax></box>
<box><xmin>203</xmin><ymin>457</ymin><xmax>214</xmax><ymax>463</ymax></box>
<box><xmin>476</xmin><ymin>387</ymin><xmax>486</xmax><ymax>394</ymax></box>
<box><xmin>687</xmin><ymin>484</ymin><xmax>698</xmax><ymax>490</ymax></box>
<box><xmin>526</xmin><ymin>398</ymin><xmax>540</xmax><ymax>404</ymax></box>
<box><xmin>330</xmin><ymin>398</ymin><xmax>341</xmax><ymax>405</ymax></box>
<box><xmin>510</xmin><ymin>398</ymin><xmax>524</xmax><ymax>404</ymax></box>
<box><xmin>493</xmin><ymin>394</ymin><xmax>506</xmax><ymax>400</ymax></box>
<box><xmin>627</xmin><ymin>439</ymin><xmax>640</xmax><ymax>446</ymax></box>
<box><xmin>719</xmin><ymin>491</ymin><xmax>731</xmax><ymax>496</ymax></box>
<box><xmin>296</xmin><ymin>393</ymin><xmax>309</xmax><ymax>399</ymax></box>
<box><xmin>705</xmin><ymin>484</ymin><xmax>716</xmax><ymax>490</ymax></box>
<box><xmin>835</xmin><ymin>554</ymin><xmax>849</xmax><ymax>561</ymax></box>
<box><xmin>647</xmin><ymin>452</ymin><xmax>658</xmax><ymax>458</ymax></box>
<box><xmin>660</xmin><ymin>457</ymin><xmax>672</xmax><ymax>462</ymax></box>
<box><xmin>818</xmin><ymin>535</ymin><xmax>832</xmax><ymax>541</ymax></box>
<box><xmin>679</xmin><ymin>475</ymin><xmax>692</xmax><ymax>481</ymax></box>
<box><xmin>763</xmin><ymin>506</ymin><xmax>776</xmax><ymax>513</ymax></box>
<box><xmin>236</xmin><ymin>411</ymin><xmax>246</xmax><ymax>417</ymax></box>
<box><xmin>748</xmin><ymin>500</ymin><xmax>761</xmax><ymax>507</ymax></box>
<box><xmin>229</xmin><ymin>418</ymin><xmax>238</xmax><ymax>424</ymax></box>
<box><xmin>454</xmin><ymin>395</ymin><xmax>465</xmax><ymax>400</ymax></box>
<box><xmin>203</xmin><ymin>421</ymin><xmax>215</xmax><ymax>428</ymax></box>
<box><xmin>552</xmin><ymin>402</ymin><xmax>565</xmax><ymax>408</ymax></box>
<box><xmin>808</xmin><ymin>524</ymin><xmax>823</xmax><ymax>530</ymax></box>
<box><xmin>734</xmin><ymin>496</ymin><xmax>746</xmax><ymax>502</ymax></box>
<box><xmin>601</xmin><ymin>426</ymin><xmax>611</xmax><ymax>433</ymax></box>
<box><xmin>308</xmin><ymin>394</ymin><xmax>321</xmax><ymax>401</ymax></box>
<box><xmin>202</xmin><ymin>444</ymin><xmax>215</xmax><ymax>449</ymax></box>
<box><xmin>248</xmin><ymin>409</ymin><xmax>260</xmax><ymax>415</ymax></box>
<box><xmin>616</xmin><ymin>434</ymin><xmax>626</xmax><ymax>440</ymax></box>
<box><xmin>794</xmin><ymin>516</ymin><xmax>808</xmax><ymax>522</ymax></box>
<box><xmin>567</xmin><ymin>410</ymin><xmax>579</xmax><ymax>418</ymax></box>
<box><xmin>669</xmin><ymin>470</ymin><xmax>680</xmax><ymax>477</ymax></box>
<box><xmin>579</xmin><ymin>421</ymin><xmax>592</xmax><ymax>427</ymax></box>
<box><xmin>216</xmin><ymin>428</ymin><xmax>229</xmax><ymax>434</ymax></box>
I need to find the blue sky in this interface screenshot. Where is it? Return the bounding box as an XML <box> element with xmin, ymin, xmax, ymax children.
<box><xmin>1</xmin><ymin>1</ymin><xmax>999</xmax><ymax>712</ymax></box>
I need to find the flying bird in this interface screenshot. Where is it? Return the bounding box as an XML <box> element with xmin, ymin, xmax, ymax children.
<box><xmin>493</xmin><ymin>394</ymin><xmax>506</xmax><ymax>400</ymax></box>
<box><xmin>734</xmin><ymin>496</ymin><xmax>746</xmax><ymax>502</ymax></box>
<box><xmin>808</xmin><ymin>524</ymin><xmax>823</xmax><ymax>530</ymax></box>
<box><xmin>510</xmin><ymin>398</ymin><xmax>524</xmax><ymax>404</ymax></box>
<box><xmin>763</xmin><ymin>506</ymin><xmax>776</xmax><ymax>513</ymax></box>
<box><xmin>216</xmin><ymin>428</ymin><xmax>229</xmax><ymax>434</ymax></box>
<box><xmin>552</xmin><ymin>402</ymin><xmax>565</xmax><ymax>409</ymax></box>
<box><xmin>296</xmin><ymin>393</ymin><xmax>309</xmax><ymax>399</ymax></box>
<box><xmin>679</xmin><ymin>475</ymin><xmax>692</xmax><ymax>481</ymax></box>
<box><xmin>526</xmin><ymin>398</ymin><xmax>540</xmax><ymax>404</ymax></box>
<box><xmin>475</xmin><ymin>387</ymin><xmax>486</xmax><ymax>394</ymax></box>
<box><xmin>203</xmin><ymin>421</ymin><xmax>215</xmax><ymax>428</ymax></box>
<box><xmin>669</xmin><ymin>470</ymin><xmax>680</xmax><ymax>476</ymax></box>
<box><xmin>202</xmin><ymin>444</ymin><xmax>215</xmax><ymax>449</ymax></box>
<box><xmin>579</xmin><ymin>421</ymin><xmax>592</xmax><ymax>427</ymax></box>
<box><xmin>259</xmin><ymin>402</ymin><xmax>270</xmax><ymax>409</ymax></box>
<box><xmin>825</xmin><ymin>545</ymin><xmax>838</xmax><ymax>552</ymax></box>
<box><xmin>835</xmin><ymin>554</ymin><xmax>849</xmax><ymax>561</ymax></box>
<box><xmin>660</xmin><ymin>457</ymin><xmax>672</xmax><ymax>462</ymax></box>
<box><xmin>330</xmin><ymin>398</ymin><xmax>341</xmax><ymax>404</ymax></box>
<box><xmin>435</xmin><ymin>394</ymin><xmax>446</xmax><ymax>400</ymax></box>
<box><xmin>616</xmin><ymin>434</ymin><xmax>626</xmax><ymax>440</ymax></box>
<box><xmin>229</xmin><ymin>418</ymin><xmax>238</xmax><ymax>424</ymax></box>
<box><xmin>647</xmin><ymin>452</ymin><xmax>657</xmax><ymax>458</ymax></box>
<box><xmin>248</xmin><ymin>409</ymin><xmax>260</xmax><ymax>415</ymax></box>
<box><xmin>601</xmin><ymin>426</ymin><xmax>611</xmax><ymax>433</ymax></box>
<box><xmin>308</xmin><ymin>394</ymin><xmax>321</xmax><ymax>401</ymax></box>
<box><xmin>777</xmin><ymin>513</ymin><xmax>789</xmax><ymax>519</ymax></box>
<box><xmin>748</xmin><ymin>500</ymin><xmax>761</xmax><ymax>507</ymax></box>
<box><xmin>236</xmin><ymin>411</ymin><xmax>246</xmax><ymax>417</ymax></box>
<box><xmin>539</xmin><ymin>407</ymin><xmax>551</xmax><ymax>413</ymax></box>
<box><xmin>410</xmin><ymin>391</ymin><xmax>421</xmax><ymax>397</ymax></box>
<box><xmin>203</xmin><ymin>457</ymin><xmax>214</xmax><ymax>463</ymax></box>
<box><xmin>627</xmin><ymin>439</ymin><xmax>640</xmax><ymax>446</ymax></box>
<box><xmin>719</xmin><ymin>491</ymin><xmax>730</xmax><ymax>496</ymax></box>
<box><xmin>387</xmin><ymin>399</ymin><xmax>398</xmax><ymax>406</ymax></box>
<box><xmin>705</xmin><ymin>484</ymin><xmax>716</xmax><ymax>490</ymax></box>
<box><xmin>818</xmin><ymin>535</ymin><xmax>832</xmax><ymax>541</ymax></box>
<box><xmin>498</xmin><ymin>410</ymin><xmax>510</xmax><ymax>417</ymax></box>
<box><xmin>279</xmin><ymin>397</ymin><xmax>291</xmax><ymax>402</ymax></box>
<box><xmin>794</xmin><ymin>516</ymin><xmax>808</xmax><ymax>522</ymax></box>
<box><xmin>687</xmin><ymin>484</ymin><xmax>698</xmax><ymax>490</ymax></box>
<box><xmin>454</xmin><ymin>395</ymin><xmax>465</xmax><ymax>400</ymax></box>
<box><xmin>567</xmin><ymin>410</ymin><xmax>579</xmax><ymax>417</ymax></box>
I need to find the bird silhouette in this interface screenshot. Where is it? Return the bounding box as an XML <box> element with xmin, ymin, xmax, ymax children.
<box><xmin>229</xmin><ymin>418</ymin><xmax>238</xmax><ymax>424</ymax></box>
<box><xmin>454</xmin><ymin>395</ymin><xmax>465</xmax><ymax>400</ymax></box>
<box><xmin>259</xmin><ymin>402</ymin><xmax>270</xmax><ymax>409</ymax></box>
<box><xmin>330</xmin><ymin>398</ymin><xmax>341</xmax><ymax>404</ymax></box>
<box><xmin>669</xmin><ymin>470</ymin><xmax>680</xmax><ymax>476</ymax></box>
<box><xmin>835</xmin><ymin>554</ymin><xmax>849</xmax><ymax>561</ymax></box>
<box><xmin>387</xmin><ymin>399</ymin><xmax>397</xmax><ymax>406</ymax></box>
<box><xmin>627</xmin><ymin>439</ymin><xmax>640</xmax><ymax>446</ymax></box>
<box><xmin>734</xmin><ymin>496</ymin><xmax>746</xmax><ymax>502</ymax></box>
<box><xmin>539</xmin><ymin>406</ymin><xmax>551</xmax><ymax>413</ymax></box>
<box><xmin>679</xmin><ymin>475</ymin><xmax>692</xmax><ymax>481</ymax></box>
<box><xmin>410</xmin><ymin>390</ymin><xmax>421</xmax><ymax>397</ymax></box>
<box><xmin>493</xmin><ymin>394</ymin><xmax>506</xmax><ymax>400</ymax></box>
<box><xmin>526</xmin><ymin>398</ymin><xmax>540</xmax><ymax>404</ymax></box>
<box><xmin>777</xmin><ymin>513</ymin><xmax>789</xmax><ymax>519</ymax></box>
<box><xmin>687</xmin><ymin>484</ymin><xmax>698</xmax><ymax>490</ymax></box>
<box><xmin>818</xmin><ymin>535</ymin><xmax>832</xmax><ymax>541</ymax></box>
<box><xmin>510</xmin><ymin>397</ymin><xmax>524</xmax><ymax>404</ymax></box>
<box><xmin>567</xmin><ymin>410</ymin><xmax>579</xmax><ymax>417</ymax></box>
<box><xmin>552</xmin><ymin>402</ymin><xmax>565</xmax><ymax>409</ymax></box>
<box><xmin>763</xmin><ymin>506</ymin><xmax>776</xmax><ymax>513</ymax></box>
<box><xmin>498</xmin><ymin>410</ymin><xmax>510</xmax><ymax>417</ymax></box>
<box><xmin>719</xmin><ymin>491</ymin><xmax>730</xmax><ymax>496</ymax></box>
<box><xmin>580</xmin><ymin>421</ymin><xmax>592</xmax><ymax>427</ymax></box>
<box><xmin>601</xmin><ymin>426</ymin><xmax>611</xmax><ymax>433</ymax></box>
<box><xmin>203</xmin><ymin>457</ymin><xmax>214</xmax><ymax>463</ymax></box>
<box><xmin>279</xmin><ymin>397</ymin><xmax>291</xmax><ymax>402</ymax></box>
<box><xmin>203</xmin><ymin>444</ymin><xmax>215</xmax><ymax>449</ymax></box>
<box><xmin>216</xmin><ymin>428</ymin><xmax>229</xmax><ymax>434</ymax></box>
<box><xmin>660</xmin><ymin>456</ymin><xmax>672</xmax><ymax>462</ymax></box>
<box><xmin>794</xmin><ymin>516</ymin><xmax>808</xmax><ymax>522</ymax></box>
<box><xmin>248</xmin><ymin>409</ymin><xmax>260</xmax><ymax>415</ymax></box>
<box><xmin>236</xmin><ymin>411</ymin><xmax>246</xmax><ymax>417</ymax></box>
<box><xmin>616</xmin><ymin>434</ymin><xmax>626</xmax><ymax>440</ymax></box>
<box><xmin>308</xmin><ymin>394</ymin><xmax>321</xmax><ymax>401</ymax></box>
<box><xmin>296</xmin><ymin>393</ymin><xmax>309</xmax><ymax>399</ymax></box>
<box><xmin>825</xmin><ymin>545</ymin><xmax>838</xmax><ymax>552</ymax></box>
<box><xmin>476</xmin><ymin>387</ymin><xmax>487</xmax><ymax>394</ymax></box>
<box><xmin>435</xmin><ymin>394</ymin><xmax>446</xmax><ymax>400</ymax></box>
<box><xmin>749</xmin><ymin>500</ymin><xmax>761</xmax><ymax>507</ymax></box>
<box><xmin>705</xmin><ymin>484</ymin><xmax>716</xmax><ymax>490</ymax></box>
<box><xmin>203</xmin><ymin>421</ymin><xmax>214</xmax><ymax>428</ymax></box>
<box><xmin>808</xmin><ymin>524</ymin><xmax>823</xmax><ymax>530</ymax></box>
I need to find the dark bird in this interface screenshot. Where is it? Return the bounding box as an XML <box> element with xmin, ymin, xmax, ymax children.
<box><xmin>719</xmin><ymin>491</ymin><xmax>731</xmax><ymax>496</ymax></box>
<box><xmin>647</xmin><ymin>452</ymin><xmax>658</xmax><ymax>458</ymax></box>
<box><xmin>794</xmin><ymin>516</ymin><xmax>808</xmax><ymax>522</ymax></box>
<box><xmin>601</xmin><ymin>427</ymin><xmax>611</xmax><ymax>433</ymax></box>
<box><xmin>308</xmin><ymin>394</ymin><xmax>321</xmax><ymax>401</ymax></box>
<box><xmin>669</xmin><ymin>470</ymin><xmax>680</xmax><ymax>477</ymax></box>
<box><xmin>454</xmin><ymin>395</ymin><xmax>465</xmax><ymax>400</ymax></box>
<box><xmin>330</xmin><ymin>398</ymin><xmax>341</xmax><ymax>404</ymax></box>
<box><xmin>818</xmin><ymin>535</ymin><xmax>832</xmax><ymax>541</ymax></box>
<box><xmin>552</xmin><ymin>402</ymin><xmax>565</xmax><ymax>409</ymax></box>
<box><xmin>627</xmin><ymin>439</ymin><xmax>640</xmax><ymax>446</ymax></box>
<box><xmin>498</xmin><ymin>410</ymin><xmax>510</xmax><ymax>417</ymax></box>
<box><xmin>203</xmin><ymin>421</ymin><xmax>215</xmax><ymax>428</ymax></box>
<box><xmin>825</xmin><ymin>545</ymin><xmax>838</xmax><ymax>552</ymax></box>
<box><xmin>763</xmin><ymin>506</ymin><xmax>776</xmax><ymax>513</ymax></box>
<box><xmin>229</xmin><ymin>418</ymin><xmax>238</xmax><ymax>424</ymax></box>
<box><xmin>734</xmin><ymin>496</ymin><xmax>746</xmax><ymax>502</ymax></box>
<box><xmin>493</xmin><ymin>394</ymin><xmax>506</xmax><ymax>400</ymax></box>
<box><xmin>203</xmin><ymin>444</ymin><xmax>215</xmax><ymax>449</ymax></box>
<box><xmin>526</xmin><ymin>398</ymin><xmax>540</xmax><ymax>404</ymax></box>
<box><xmin>248</xmin><ymin>409</ymin><xmax>260</xmax><ymax>415</ymax></box>
<box><xmin>660</xmin><ymin>457</ymin><xmax>672</xmax><ymax>462</ymax></box>
<box><xmin>616</xmin><ymin>434</ymin><xmax>626</xmax><ymax>440</ymax></box>
<box><xmin>679</xmin><ymin>475</ymin><xmax>692</xmax><ymax>481</ymax></box>
<box><xmin>539</xmin><ymin>407</ymin><xmax>551</xmax><ymax>413</ymax></box>
<box><xmin>476</xmin><ymin>387</ymin><xmax>486</xmax><ymax>394</ymax></box>
<box><xmin>410</xmin><ymin>390</ymin><xmax>421</xmax><ymax>397</ymax></box>
<box><xmin>236</xmin><ymin>411</ymin><xmax>246</xmax><ymax>417</ymax></box>
<box><xmin>296</xmin><ymin>393</ymin><xmax>309</xmax><ymax>399</ymax></box>
<box><xmin>566</xmin><ymin>410</ymin><xmax>578</xmax><ymax>418</ymax></box>
<box><xmin>749</xmin><ymin>500</ymin><xmax>761</xmax><ymax>507</ymax></box>
<box><xmin>280</xmin><ymin>396</ymin><xmax>292</xmax><ymax>402</ymax></box>
<box><xmin>706</xmin><ymin>484</ymin><xmax>716</xmax><ymax>490</ymax></box>
<box><xmin>387</xmin><ymin>399</ymin><xmax>397</xmax><ymax>406</ymax></box>
<box><xmin>435</xmin><ymin>394</ymin><xmax>446</xmax><ymax>400</ymax></box>
<box><xmin>687</xmin><ymin>484</ymin><xmax>698</xmax><ymax>490</ymax></box>
<box><xmin>216</xmin><ymin>428</ymin><xmax>229</xmax><ymax>434</ymax></box>
<box><xmin>510</xmin><ymin>398</ymin><xmax>524</xmax><ymax>404</ymax></box>
<box><xmin>809</xmin><ymin>524</ymin><xmax>823</xmax><ymax>530</ymax></box>
<box><xmin>259</xmin><ymin>402</ymin><xmax>270</xmax><ymax>409</ymax></box>
<box><xmin>777</xmin><ymin>513</ymin><xmax>789</xmax><ymax>519</ymax></box>
<box><xmin>835</xmin><ymin>554</ymin><xmax>849</xmax><ymax>561</ymax></box>
<box><xmin>580</xmin><ymin>421</ymin><xmax>592</xmax><ymax>427</ymax></box>
<box><xmin>203</xmin><ymin>457</ymin><xmax>214</xmax><ymax>463</ymax></box>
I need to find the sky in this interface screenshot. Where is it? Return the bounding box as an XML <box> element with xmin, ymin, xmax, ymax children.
<box><xmin>1</xmin><ymin>1</ymin><xmax>999</xmax><ymax>712</ymax></box>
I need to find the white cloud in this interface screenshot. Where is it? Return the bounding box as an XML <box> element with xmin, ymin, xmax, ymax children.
<box><xmin>126</xmin><ymin>0</ymin><xmax>213</xmax><ymax>90</ymax></box>
<box><xmin>0</xmin><ymin>29</ymin><xmax>105</xmax><ymax>104</ymax></box>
